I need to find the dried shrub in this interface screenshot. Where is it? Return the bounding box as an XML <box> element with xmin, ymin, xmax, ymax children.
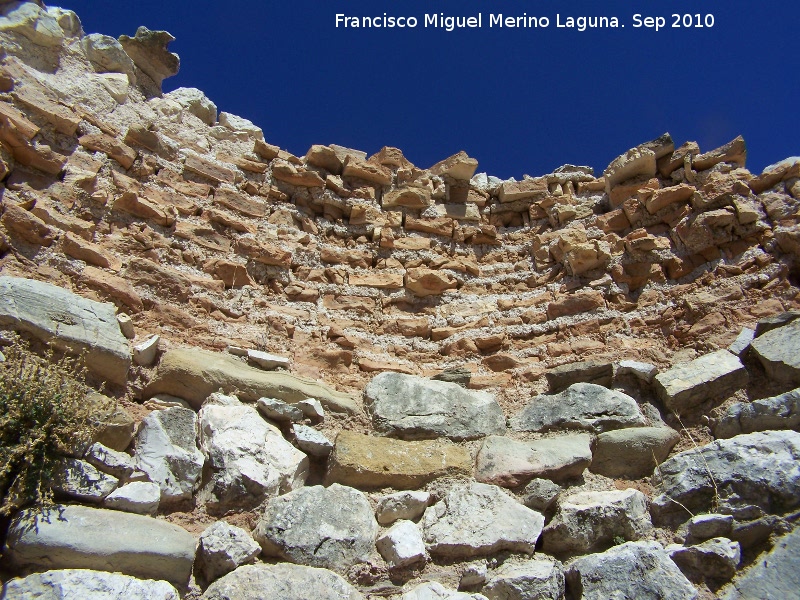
<box><xmin>0</xmin><ymin>339</ymin><xmax>107</xmax><ymax>515</ymax></box>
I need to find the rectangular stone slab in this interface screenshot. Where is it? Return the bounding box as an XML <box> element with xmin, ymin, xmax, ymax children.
<box><xmin>144</xmin><ymin>347</ymin><xmax>359</xmax><ymax>414</ymax></box>
<box><xmin>0</xmin><ymin>276</ymin><xmax>130</xmax><ymax>384</ymax></box>
<box><xmin>4</xmin><ymin>504</ymin><xmax>195</xmax><ymax>586</ymax></box>
<box><xmin>325</xmin><ymin>431</ymin><xmax>471</xmax><ymax>489</ymax></box>
<box><xmin>654</xmin><ymin>350</ymin><xmax>748</xmax><ymax>412</ymax></box>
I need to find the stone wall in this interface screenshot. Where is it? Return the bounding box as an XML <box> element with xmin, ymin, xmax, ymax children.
<box><xmin>2</xmin><ymin>3</ymin><xmax>800</xmax><ymax>599</ymax></box>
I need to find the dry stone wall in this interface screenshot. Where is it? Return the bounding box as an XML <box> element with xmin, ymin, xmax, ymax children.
<box><xmin>1</xmin><ymin>2</ymin><xmax>800</xmax><ymax>599</ymax></box>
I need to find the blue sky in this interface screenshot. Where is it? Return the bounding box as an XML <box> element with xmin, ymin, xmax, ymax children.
<box><xmin>57</xmin><ymin>1</ymin><xmax>798</xmax><ymax>180</ymax></box>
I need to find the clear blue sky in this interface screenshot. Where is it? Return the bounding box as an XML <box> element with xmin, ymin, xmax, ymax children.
<box><xmin>57</xmin><ymin>0</ymin><xmax>798</xmax><ymax>180</ymax></box>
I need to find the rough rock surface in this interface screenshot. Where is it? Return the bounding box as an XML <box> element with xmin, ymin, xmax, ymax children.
<box><xmin>721</xmin><ymin>526</ymin><xmax>800</xmax><ymax>599</ymax></box>
<box><xmin>102</xmin><ymin>481</ymin><xmax>160</xmax><ymax>515</ymax></box>
<box><xmin>376</xmin><ymin>491</ymin><xmax>431</xmax><ymax>525</ymax></box>
<box><xmin>668</xmin><ymin>537</ymin><xmax>741</xmax><ymax>583</ymax></box>
<box><xmin>475</xmin><ymin>434</ymin><xmax>592</xmax><ymax>486</ymax></box>
<box><xmin>4</xmin><ymin>504</ymin><xmax>196</xmax><ymax>586</ymax></box>
<box><xmin>566</xmin><ymin>541</ymin><xmax>697</xmax><ymax>600</ymax></box>
<box><xmin>145</xmin><ymin>347</ymin><xmax>358</xmax><ymax>413</ymax></box>
<box><xmin>520</xmin><ymin>478</ymin><xmax>562</xmax><ymax>512</ymax></box>
<box><xmin>714</xmin><ymin>387</ymin><xmax>800</xmax><ymax>438</ymax></box>
<box><xmin>0</xmin><ymin>276</ymin><xmax>130</xmax><ymax>384</ymax></box>
<box><xmin>542</xmin><ymin>488</ymin><xmax>652</xmax><ymax>555</ymax></box>
<box><xmin>326</xmin><ymin>431</ymin><xmax>472</xmax><ymax>489</ymax></box>
<box><xmin>400</xmin><ymin>582</ymin><xmax>487</xmax><ymax>600</ymax></box>
<box><xmin>200</xmin><ymin>563</ymin><xmax>363</xmax><ymax>600</ymax></box>
<box><xmin>366</xmin><ymin>372</ymin><xmax>505</xmax><ymax>440</ymax></box>
<box><xmin>654</xmin><ymin>350</ymin><xmax>748</xmax><ymax>412</ymax></box>
<box><xmin>197</xmin><ymin>400</ymin><xmax>308</xmax><ymax>512</ymax></box>
<box><xmin>511</xmin><ymin>383</ymin><xmax>646</xmax><ymax>433</ymax></box>
<box><xmin>52</xmin><ymin>457</ymin><xmax>118</xmax><ymax>502</ymax></box>
<box><xmin>1</xmin><ymin>569</ymin><xmax>179</xmax><ymax>600</ymax></box>
<box><xmin>196</xmin><ymin>521</ymin><xmax>261</xmax><ymax>584</ymax></box>
<box><xmin>134</xmin><ymin>406</ymin><xmax>204</xmax><ymax>504</ymax></box>
<box><xmin>652</xmin><ymin>430</ymin><xmax>800</xmax><ymax>523</ymax></box>
<box><xmin>376</xmin><ymin>520</ymin><xmax>427</xmax><ymax>569</ymax></box>
<box><xmin>421</xmin><ymin>482</ymin><xmax>545</xmax><ymax>558</ymax></box>
<box><xmin>482</xmin><ymin>558</ymin><xmax>565</xmax><ymax>600</ymax></box>
<box><xmin>254</xmin><ymin>484</ymin><xmax>378</xmax><ymax>571</ymax></box>
<box><xmin>590</xmin><ymin>426</ymin><xmax>680</xmax><ymax>478</ymax></box>
<box><xmin>751</xmin><ymin>319</ymin><xmax>800</xmax><ymax>384</ymax></box>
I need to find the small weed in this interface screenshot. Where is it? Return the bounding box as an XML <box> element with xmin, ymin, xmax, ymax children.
<box><xmin>0</xmin><ymin>339</ymin><xmax>108</xmax><ymax>516</ymax></box>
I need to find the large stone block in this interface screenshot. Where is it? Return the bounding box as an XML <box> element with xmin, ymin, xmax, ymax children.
<box><xmin>591</xmin><ymin>426</ymin><xmax>680</xmax><ymax>478</ymax></box>
<box><xmin>2</xmin><ymin>569</ymin><xmax>179</xmax><ymax>600</ymax></box>
<box><xmin>0</xmin><ymin>276</ymin><xmax>130</xmax><ymax>385</ymax></box>
<box><xmin>144</xmin><ymin>347</ymin><xmax>358</xmax><ymax>414</ymax></box>
<box><xmin>365</xmin><ymin>372</ymin><xmax>506</xmax><ymax>440</ymax></box>
<box><xmin>4</xmin><ymin>505</ymin><xmax>195</xmax><ymax>586</ymax></box>
<box><xmin>651</xmin><ymin>430</ymin><xmax>800</xmax><ymax>524</ymax></box>
<box><xmin>511</xmin><ymin>383</ymin><xmax>646</xmax><ymax>434</ymax></box>
<box><xmin>751</xmin><ymin>319</ymin><xmax>800</xmax><ymax>385</ymax></box>
<box><xmin>254</xmin><ymin>484</ymin><xmax>377</xmax><ymax>571</ymax></box>
<box><xmin>566</xmin><ymin>541</ymin><xmax>697</xmax><ymax>600</ymax></box>
<box><xmin>326</xmin><ymin>431</ymin><xmax>471</xmax><ymax>489</ymax></box>
<box><xmin>201</xmin><ymin>563</ymin><xmax>363</xmax><ymax>600</ymax></box>
<box><xmin>714</xmin><ymin>387</ymin><xmax>800</xmax><ymax>438</ymax></box>
<box><xmin>421</xmin><ymin>481</ymin><xmax>545</xmax><ymax>558</ymax></box>
<box><xmin>475</xmin><ymin>434</ymin><xmax>592</xmax><ymax>487</ymax></box>
<box><xmin>654</xmin><ymin>350</ymin><xmax>748</xmax><ymax>412</ymax></box>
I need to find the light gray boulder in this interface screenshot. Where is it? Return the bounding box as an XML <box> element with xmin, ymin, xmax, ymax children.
<box><xmin>728</xmin><ymin>327</ymin><xmax>755</xmax><ymax>357</ymax></box>
<box><xmin>542</xmin><ymin>488</ymin><xmax>652</xmax><ymax>555</ymax></box>
<box><xmin>3</xmin><ymin>504</ymin><xmax>195</xmax><ymax>586</ymax></box>
<box><xmin>196</xmin><ymin>521</ymin><xmax>261</xmax><ymax>584</ymax></box>
<box><xmin>668</xmin><ymin>537</ymin><xmax>741</xmax><ymax>583</ymax></box>
<box><xmin>52</xmin><ymin>458</ymin><xmax>118</xmax><ymax>502</ymax></box>
<box><xmin>0</xmin><ymin>276</ymin><xmax>130</xmax><ymax>385</ymax></box>
<box><xmin>103</xmin><ymin>481</ymin><xmax>160</xmax><ymax>515</ymax></box>
<box><xmin>566</xmin><ymin>541</ymin><xmax>697</xmax><ymax>600</ymax></box>
<box><xmin>376</xmin><ymin>520</ymin><xmax>426</xmax><ymax>569</ymax></box>
<box><xmin>401</xmin><ymin>582</ymin><xmax>488</xmax><ymax>600</ymax></box>
<box><xmin>483</xmin><ymin>557</ymin><xmax>565</xmax><ymax>600</ymax></box>
<box><xmin>254</xmin><ymin>483</ymin><xmax>377</xmax><ymax>571</ymax></box>
<box><xmin>376</xmin><ymin>491</ymin><xmax>431</xmax><ymax>525</ymax></box>
<box><xmin>85</xmin><ymin>442</ymin><xmax>136</xmax><ymax>480</ymax></box>
<box><xmin>721</xmin><ymin>526</ymin><xmax>800</xmax><ymax>599</ymax></box>
<box><xmin>292</xmin><ymin>424</ymin><xmax>333</xmax><ymax>457</ymax></box>
<box><xmin>520</xmin><ymin>478</ymin><xmax>562</xmax><ymax>512</ymax></box>
<box><xmin>144</xmin><ymin>347</ymin><xmax>358</xmax><ymax>414</ymax></box>
<box><xmin>651</xmin><ymin>431</ymin><xmax>800</xmax><ymax>524</ymax></box>
<box><xmin>0</xmin><ymin>2</ymin><xmax>64</xmax><ymax>47</ymax></box>
<box><xmin>82</xmin><ymin>33</ymin><xmax>135</xmax><ymax>80</ymax></box>
<box><xmin>685</xmin><ymin>513</ymin><xmax>734</xmax><ymax>543</ymax></box>
<box><xmin>590</xmin><ymin>426</ymin><xmax>680</xmax><ymax>478</ymax></box>
<box><xmin>511</xmin><ymin>383</ymin><xmax>646</xmax><ymax>433</ymax></box>
<box><xmin>297</xmin><ymin>397</ymin><xmax>325</xmax><ymax>420</ymax></box>
<box><xmin>460</xmin><ymin>562</ymin><xmax>488</xmax><ymax>588</ymax></box>
<box><xmin>366</xmin><ymin>372</ymin><xmax>505</xmax><ymax>440</ymax></box>
<box><xmin>134</xmin><ymin>406</ymin><xmax>203</xmax><ymax>504</ymax></box>
<box><xmin>616</xmin><ymin>360</ymin><xmax>658</xmax><ymax>383</ymax></box>
<box><xmin>133</xmin><ymin>335</ymin><xmax>160</xmax><ymax>366</ymax></box>
<box><xmin>164</xmin><ymin>87</ymin><xmax>217</xmax><ymax>125</ymax></box>
<box><xmin>714</xmin><ymin>387</ymin><xmax>800</xmax><ymax>438</ymax></box>
<box><xmin>257</xmin><ymin>396</ymin><xmax>303</xmax><ymax>422</ymax></box>
<box><xmin>201</xmin><ymin>563</ymin><xmax>363</xmax><ymax>600</ymax></box>
<box><xmin>1</xmin><ymin>569</ymin><xmax>179</xmax><ymax>599</ymax></box>
<box><xmin>421</xmin><ymin>482</ymin><xmax>545</xmax><ymax>558</ymax></box>
<box><xmin>197</xmin><ymin>400</ymin><xmax>308</xmax><ymax>512</ymax></box>
<box><xmin>654</xmin><ymin>350</ymin><xmax>748</xmax><ymax>412</ymax></box>
<box><xmin>475</xmin><ymin>434</ymin><xmax>592</xmax><ymax>487</ymax></box>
